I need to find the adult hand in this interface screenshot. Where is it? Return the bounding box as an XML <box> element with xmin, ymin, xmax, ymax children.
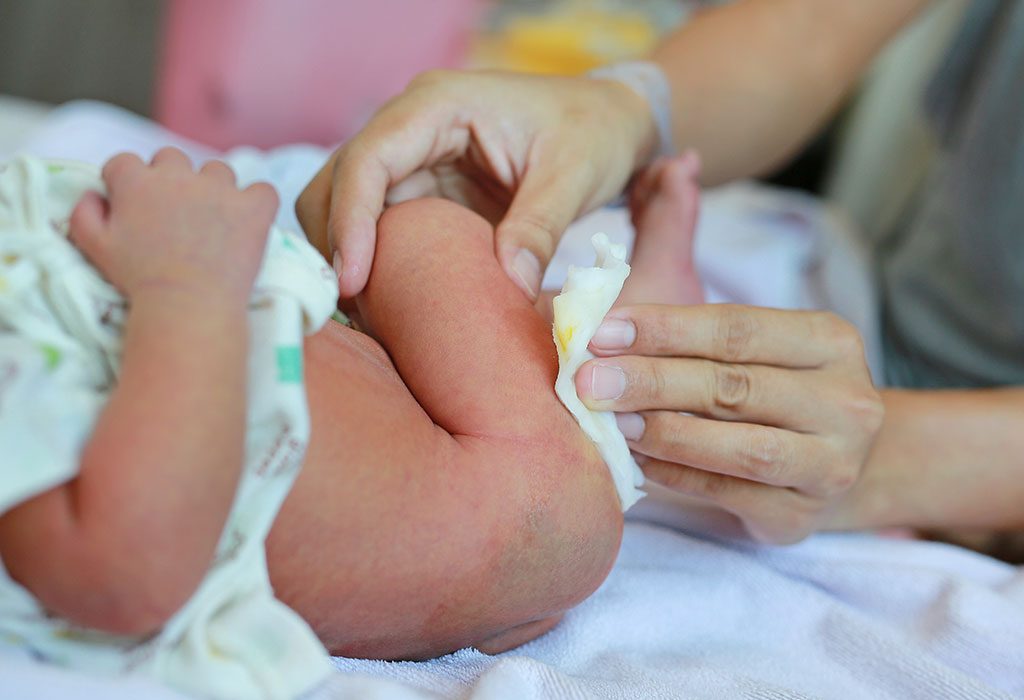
<box><xmin>296</xmin><ymin>69</ymin><xmax>657</xmax><ymax>300</ymax></box>
<box><xmin>576</xmin><ymin>304</ymin><xmax>884</xmax><ymax>544</ymax></box>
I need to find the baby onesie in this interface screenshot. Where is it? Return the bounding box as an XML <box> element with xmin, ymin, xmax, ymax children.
<box><xmin>0</xmin><ymin>156</ymin><xmax>336</xmax><ymax>699</ymax></box>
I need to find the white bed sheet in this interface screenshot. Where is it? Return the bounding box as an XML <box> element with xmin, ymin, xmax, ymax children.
<box><xmin>2</xmin><ymin>101</ymin><xmax>1021</xmax><ymax>700</ymax></box>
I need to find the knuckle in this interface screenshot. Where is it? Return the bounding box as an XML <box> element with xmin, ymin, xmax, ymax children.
<box><xmin>738</xmin><ymin>427</ymin><xmax>786</xmax><ymax>482</ymax></box>
<box><xmin>819</xmin><ymin>459</ymin><xmax>860</xmax><ymax>497</ymax></box>
<box><xmin>842</xmin><ymin>387</ymin><xmax>886</xmax><ymax>434</ymax></box>
<box><xmin>709</xmin><ymin>362</ymin><xmax>751</xmax><ymax>414</ymax></box>
<box><xmin>698</xmin><ymin>472</ymin><xmax>732</xmax><ymax>501</ymax></box>
<box><xmin>714</xmin><ymin>306</ymin><xmax>757</xmax><ymax>361</ymax></box>
<box><xmin>642</xmin><ymin>360</ymin><xmax>670</xmax><ymax>406</ymax></box>
<box><xmin>817</xmin><ymin>312</ymin><xmax>862</xmax><ymax>356</ymax></box>
<box><xmin>641</xmin><ymin>311</ymin><xmax>674</xmax><ymax>353</ymax></box>
<box><xmin>659</xmin><ymin>413</ymin><xmax>689</xmax><ymax>454</ymax></box>
<box><xmin>659</xmin><ymin>462</ymin><xmax>727</xmax><ymax>502</ymax></box>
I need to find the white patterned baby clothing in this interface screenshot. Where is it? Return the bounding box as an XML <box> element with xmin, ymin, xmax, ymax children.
<box><xmin>0</xmin><ymin>156</ymin><xmax>337</xmax><ymax>699</ymax></box>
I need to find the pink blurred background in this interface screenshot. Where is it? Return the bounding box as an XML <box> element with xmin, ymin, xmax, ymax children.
<box><xmin>156</xmin><ymin>0</ymin><xmax>481</xmax><ymax>150</ymax></box>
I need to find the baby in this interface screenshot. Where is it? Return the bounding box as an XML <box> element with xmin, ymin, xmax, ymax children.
<box><xmin>0</xmin><ymin>151</ymin><xmax>335</xmax><ymax>698</ymax></box>
<box><xmin>0</xmin><ymin>143</ymin><xmax>703</xmax><ymax>695</ymax></box>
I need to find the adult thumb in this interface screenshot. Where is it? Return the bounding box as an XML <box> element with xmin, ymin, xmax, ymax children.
<box><xmin>494</xmin><ymin>170</ymin><xmax>584</xmax><ymax>302</ymax></box>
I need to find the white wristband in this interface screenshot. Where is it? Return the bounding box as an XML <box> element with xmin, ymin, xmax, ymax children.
<box><xmin>587</xmin><ymin>60</ymin><xmax>675</xmax><ymax>163</ymax></box>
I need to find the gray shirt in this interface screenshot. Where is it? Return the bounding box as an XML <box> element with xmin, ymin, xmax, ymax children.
<box><xmin>880</xmin><ymin>0</ymin><xmax>1024</xmax><ymax>388</ymax></box>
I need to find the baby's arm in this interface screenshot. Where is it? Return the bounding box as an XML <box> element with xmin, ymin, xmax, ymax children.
<box><xmin>268</xmin><ymin>198</ymin><xmax>623</xmax><ymax>659</ymax></box>
<box><xmin>0</xmin><ymin>151</ymin><xmax>277</xmax><ymax>636</ymax></box>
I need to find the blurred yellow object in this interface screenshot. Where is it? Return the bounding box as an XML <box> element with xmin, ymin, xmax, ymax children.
<box><xmin>474</xmin><ymin>7</ymin><xmax>659</xmax><ymax>75</ymax></box>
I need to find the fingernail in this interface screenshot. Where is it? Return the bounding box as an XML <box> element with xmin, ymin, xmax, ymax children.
<box><xmin>589</xmin><ymin>363</ymin><xmax>626</xmax><ymax>401</ymax></box>
<box><xmin>616</xmin><ymin>412</ymin><xmax>645</xmax><ymax>441</ymax></box>
<box><xmin>333</xmin><ymin>250</ymin><xmax>344</xmax><ymax>281</ymax></box>
<box><xmin>591</xmin><ymin>318</ymin><xmax>636</xmax><ymax>350</ymax></box>
<box><xmin>510</xmin><ymin>248</ymin><xmax>541</xmax><ymax>299</ymax></box>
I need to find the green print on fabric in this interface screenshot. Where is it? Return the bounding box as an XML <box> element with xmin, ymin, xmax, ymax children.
<box><xmin>276</xmin><ymin>346</ymin><xmax>302</xmax><ymax>383</ymax></box>
<box><xmin>39</xmin><ymin>344</ymin><xmax>62</xmax><ymax>370</ymax></box>
<box><xmin>45</xmin><ymin>164</ymin><xmax>64</xmax><ymax>174</ymax></box>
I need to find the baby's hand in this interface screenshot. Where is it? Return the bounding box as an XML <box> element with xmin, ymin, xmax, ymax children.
<box><xmin>68</xmin><ymin>148</ymin><xmax>278</xmax><ymax>306</ymax></box>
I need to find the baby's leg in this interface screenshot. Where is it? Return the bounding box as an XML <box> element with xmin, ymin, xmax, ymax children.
<box><xmin>267</xmin><ymin>199</ymin><xmax>622</xmax><ymax>660</ymax></box>
<box><xmin>618</xmin><ymin>152</ymin><xmax>704</xmax><ymax>306</ymax></box>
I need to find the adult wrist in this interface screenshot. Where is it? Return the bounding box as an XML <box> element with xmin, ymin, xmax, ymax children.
<box><xmin>587</xmin><ymin>60</ymin><xmax>675</xmax><ymax>168</ymax></box>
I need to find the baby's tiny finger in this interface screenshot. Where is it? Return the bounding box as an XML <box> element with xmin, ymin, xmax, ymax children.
<box><xmin>101</xmin><ymin>152</ymin><xmax>145</xmax><ymax>190</ymax></box>
<box><xmin>67</xmin><ymin>191</ymin><xmax>112</xmax><ymax>274</ymax></box>
<box><xmin>200</xmin><ymin>160</ymin><xmax>237</xmax><ymax>185</ymax></box>
<box><xmin>150</xmin><ymin>147</ymin><xmax>192</xmax><ymax>170</ymax></box>
<box><xmin>243</xmin><ymin>182</ymin><xmax>280</xmax><ymax>223</ymax></box>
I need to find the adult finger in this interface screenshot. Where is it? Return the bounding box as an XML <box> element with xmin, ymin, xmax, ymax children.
<box><xmin>591</xmin><ymin>304</ymin><xmax>862</xmax><ymax>369</ymax></box>
<box><xmin>577</xmin><ymin>355</ymin><xmax>831</xmax><ymax>429</ymax></box>
<box><xmin>326</xmin><ymin>99</ymin><xmax>465</xmax><ymax>298</ymax></box>
<box><xmin>294</xmin><ymin>157</ymin><xmax>333</xmax><ymax>255</ymax></box>
<box><xmin>627</xmin><ymin>157</ymin><xmax>668</xmax><ymax>219</ymax></box>
<box><xmin>640</xmin><ymin>458</ymin><xmax>815</xmax><ymax>544</ymax></box>
<box><xmin>494</xmin><ymin>151</ymin><xmax>592</xmax><ymax>301</ymax></box>
<box><xmin>629</xmin><ymin>411</ymin><xmax>835</xmax><ymax>493</ymax></box>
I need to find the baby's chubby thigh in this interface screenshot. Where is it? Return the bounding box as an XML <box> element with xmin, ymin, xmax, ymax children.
<box><xmin>264</xmin><ymin>319</ymin><xmax>457</xmax><ymax>656</ymax></box>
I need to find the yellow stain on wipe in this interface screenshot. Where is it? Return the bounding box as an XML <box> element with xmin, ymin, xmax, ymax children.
<box><xmin>557</xmin><ymin>324</ymin><xmax>575</xmax><ymax>352</ymax></box>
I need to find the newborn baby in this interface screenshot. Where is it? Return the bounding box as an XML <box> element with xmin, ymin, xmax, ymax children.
<box><xmin>0</xmin><ymin>153</ymin><xmax>335</xmax><ymax>698</ymax></box>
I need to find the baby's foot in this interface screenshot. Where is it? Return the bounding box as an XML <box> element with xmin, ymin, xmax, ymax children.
<box><xmin>619</xmin><ymin>151</ymin><xmax>704</xmax><ymax>306</ymax></box>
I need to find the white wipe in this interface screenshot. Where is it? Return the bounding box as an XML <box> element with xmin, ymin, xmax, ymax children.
<box><xmin>552</xmin><ymin>233</ymin><xmax>645</xmax><ymax>510</ymax></box>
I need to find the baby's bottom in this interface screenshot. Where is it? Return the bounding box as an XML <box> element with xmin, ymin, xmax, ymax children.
<box><xmin>266</xmin><ymin>199</ymin><xmax>623</xmax><ymax>660</ymax></box>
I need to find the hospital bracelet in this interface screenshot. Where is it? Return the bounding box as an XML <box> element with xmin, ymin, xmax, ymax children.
<box><xmin>587</xmin><ymin>60</ymin><xmax>675</xmax><ymax>164</ymax></box>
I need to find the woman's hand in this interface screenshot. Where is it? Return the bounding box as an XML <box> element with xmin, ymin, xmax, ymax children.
<box><xmin>295</xmin><ymin>69</ymin><xmax>658</xmax><ymax>301</ymax></box>
<box><xmin>576</xmin><ymin>304</ymin><xmax>884</xmax><ymax>544</ymax></box>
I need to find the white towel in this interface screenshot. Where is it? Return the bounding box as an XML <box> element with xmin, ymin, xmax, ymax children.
<box><xmin>323</xmin><ymin>521</ymin><xmax>1024</xmax><ymax>699</ymax></box>
<box><xmin>5</xmin><ymin>520</ymin><xmax>1022</xmax><ymax>699</ymax></box>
